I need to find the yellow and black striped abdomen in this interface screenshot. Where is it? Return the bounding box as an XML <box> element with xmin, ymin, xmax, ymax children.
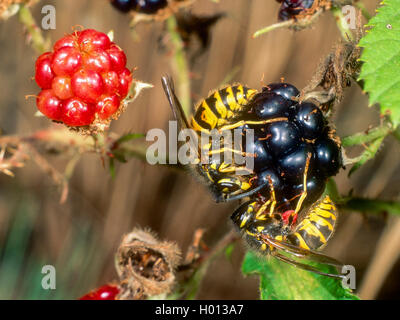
<box><xmin>191</xmin><ymin>85</ymin><xmax>258</xmax><ymax>133</ymax></box>
<box><xmin>287</xmin><ymin>196</ymin><xmax>338</xmax><ymax>251</ymax></box>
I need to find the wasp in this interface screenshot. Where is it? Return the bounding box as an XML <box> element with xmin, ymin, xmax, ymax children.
<box><xmin>231</xmin><ymin>156</ymin><xmax>344</xmax><ymax>278</ymax></box>
<box><xmin>161</xmin><ymin>75</ymin><xmax>344</xmax><ymax>278</ymax></box>
<box><xmin>161</xmin><ymin>76</ymin><xmax>285</xmax><ymax>203</ymax></box>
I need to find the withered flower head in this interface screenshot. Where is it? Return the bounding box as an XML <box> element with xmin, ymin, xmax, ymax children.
<box><xmin>115</xmin><ymin>228</ymin><xmax>181</xmax><ymax>300</ymax></box>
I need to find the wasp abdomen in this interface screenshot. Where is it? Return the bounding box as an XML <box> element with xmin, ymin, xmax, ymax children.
<box><xmin>191</xmin><ymin>85</ymin><xmax>258</xmax><ymax>132</ymax></box>
<box><xmin>287</xmin><ymin>196</ymin><xmax>338</xmax><ymax>251</ymax></box>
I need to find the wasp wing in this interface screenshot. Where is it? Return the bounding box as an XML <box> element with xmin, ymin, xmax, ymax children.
<box><xmin>261</xmin><ymin>234</ymin><xmax>344</xmax><ymax>269</ymax></box>
<box><xmin>271</xmin><ymin>251</ymin><xmax>345</xmax><ymax>279</ymax></box>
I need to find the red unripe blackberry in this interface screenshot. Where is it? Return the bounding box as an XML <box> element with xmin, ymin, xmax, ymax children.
<box><xmin>33</xmin><ymin>28</ymin><xmax>133</xmax><ymax>128</ymax></box>
<box><xmin>96</xmin><ymin>94</ymin><xmax>121</xmax><ymax>120</ymax></box>
<box><xmin>53</xmin><ymin>34</ymin><xmax>77</xmax><ymax>51</ymax></box>
<box><xmin>52</xmin><ymin>76</ymin><xmax>73</xmax><ymax>100</ymax></box>
<box><xmin>108</xmin><ymin>44</ymin><xmax>127</xmax><ymax>72</ymax></box>
<box><xmin>118</xmin><ymin>68</ymin><xmax>133</xmax><ymax>98</ymax></box>
<box><xmin>78</xmin><ymin>29</ymin><xmax>111</xmax><ymax>51</ymax></box>
<box><xmin>51</xmin><ymin>47</ymin><xmax>83</xmax><ymax>76</ymax></box>
<box><xmin>83</xmin><ymin>50</ymin><xmax>112</xmax><ymax>73</ymax></box>
<box><xmin>102</xmin><ymin>71</ymin><xmax>120</xmax><ymax>95</ymax></box>
<box><xmin>36</xmin><ymin>90</ymin><xmax>62</xmax><ymax>121</ymax></box>
<box><xmin>61</xmin><ymin>98</ymin><xmax>95</xmax><ymax>126</ymax></box>
<box><xmin>71</xmin><ymin>69</ymin><xmax>104</xmax><ymax>104</ymax></box>
<box><xmin>35</xmin><ymin>52</ymin><xmax>55</xmax><ymax>89</ymax></box>
<box><xmin>80</xmin><ymin>284</ymin><xmax>120</xmax><ymax>300</ymax></box>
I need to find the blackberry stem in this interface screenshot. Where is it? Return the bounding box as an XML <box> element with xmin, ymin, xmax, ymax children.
<box><xmin>18</xmin><ymin>4</ymin><xmax>51</xmax><ymax>54</ymax></box>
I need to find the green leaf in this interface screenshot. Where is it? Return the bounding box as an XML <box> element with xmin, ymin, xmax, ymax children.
<box><xmin>242</xmin><ymin>251</ymin><xmax>358</xmax><ymax>300</ymax></box>
<box><xmin>358</xmin><ymin>0</ymin><xmax>400</xmax><ymax>127</ymax></box>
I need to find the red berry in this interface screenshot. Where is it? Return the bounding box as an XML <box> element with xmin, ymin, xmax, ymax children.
<box><xmin>52</xmin><ymin>76</ymin><xmax>73</xmax><ymax>100</ymax></box>
<box><xmin>96</xmin><ymin>94</ymin><xmax>120</xmax><ymax>120</ymax></box>
<box><xmin>83</xmin><ymin>50</ymin><xmax>111</xmax><ymax>73</ymax></box>
<box><xmin>35</xmin><ymin>52</ymin><xmax>55</xmax><ymax>89</ymax></box>
<box><xmin>52</xmin><ymin>47</ymin><xmax>82</xmax><ymax>76</ymax></box>
<box><xmin>34</xmin><ymin>28</ymin><xmax>132</xmax><ymax>127</ymax></box>
<box><xmin>36</xmin><ymin>90</ymin><xmax>62</xmax><ymax>121</ymax></box>
<box><xmin>80</xmin><ymin>284</ymin><xmax>119</xmax><ymax>300</ymax></box>
<box><xmin>118</xmin><ymin>68</ymin><xmax>132</xmax><ymax>99</ymax></box>
<box><xmin>102</xmin><ymin>71</ymin><xmax>120</xmax><ymax>95</ymax></box>
<box><xmin>53</xmin><ymin>34</ymin><xmax>76</xmax><ymax>51</ymax></box>
<box><xmin>107</xmin><ymin>44</ymin><xmax>127</xmax><ymax>72</ymax></box>
<box><xmin>61</xmin><ymin>98</ymin><xmax>95</xmax><ymax>126</ymax></box>
<box><xmin>79</xmin><ymin>29</ymin><xmax>111</xmax><ymax>52</ymax></box>
<box><xmin>71</xmin><ymin>69</ymin><xmax>104</xmax><ymax>104</ymax></box>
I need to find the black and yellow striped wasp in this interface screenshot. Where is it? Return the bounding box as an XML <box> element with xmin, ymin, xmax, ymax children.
<box><xmin>231</xmin><ymin>156</ymin><xmax>344</xmax><ymax>278</ymax></box>
<box><xmin>161</xmin><ymin>75</ymin><xmax>285</xmax><ymax>203</ymax></box>
<box><xmin>161</xmin><ymin>75</ymin><xmax>345</xmax><ymax>279</ymax></box>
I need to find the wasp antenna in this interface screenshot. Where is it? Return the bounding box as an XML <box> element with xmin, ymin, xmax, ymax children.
<box><xmin>161</xmin><ymin>75</ymin><xmax>190</xmax><ymax>129</ymax></box>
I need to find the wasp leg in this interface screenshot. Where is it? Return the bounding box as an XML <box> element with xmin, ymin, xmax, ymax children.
<box><xmin>288</xmin><ymin>152</ymin><xmax>312</xmax><ymax>224</ymax></box>
<box><xmin>255</xmin><ymin>200</ymin><xmax>271</xmax><ymax>219</ymax></box>
<box><xmin>271</xmin><ymin>251</ymin><xmax>345</xmax><ymax>280</ymax></box>
<box><xmin>266</xmin><ymin>175</ymin><xmax>277</xmax><ymax>215</ymax></box>
<box><xmin>217</xmin><ymin>165</ymin><xmax>254</xmax><ymax>174</ymax></box>
<box><xmin>207</xmin><ymin>147</ymin><xmax>255</xmax><ymax>158</ymax></box>
<box><xmin>254</xmin><ymin>175</ymin><xmax>277</xmax><ymax>219</ymax></box>
<box><xmin>218</xmin><ymin>117</ymin><xmax>287</xmax><ymax>132</ymax></box>
<box><xmin>223</xmin><ymin>181</ymin><xmax>270</xmax><ymax>202</ymax></box>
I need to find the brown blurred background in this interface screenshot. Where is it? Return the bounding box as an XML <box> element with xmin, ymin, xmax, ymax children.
<box><xmin>0</xmin><ymin>0</ymin><xmax>399</xmax><ymax>300</ymax></box>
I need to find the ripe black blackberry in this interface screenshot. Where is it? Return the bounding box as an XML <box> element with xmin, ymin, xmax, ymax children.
<box><xmin>242</xmin><ymin>82</ymin><xmax>342</xmax><ymax>211</ymax></box>
<box><xmin>111</xmin><ymin>0</ymin><xmax>133</xmax><ymax>12</ymax></box>
<box><xmin>111</xmin><ymin>0</ymin><xmax>168</xmax><ymax>14</ymax></box>
<box><xmin>276</xmin><ymin>0</ymin><xmax>315</xmax><ymax>21</ymax></box>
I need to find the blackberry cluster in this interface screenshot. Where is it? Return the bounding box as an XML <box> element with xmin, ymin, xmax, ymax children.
<box><xmin>276</xmin><ymin>0</ymin><xmax>315</xmax><ymax>21</ymax></box>
<box><xmin>111</xmin><ymin>0</ymin><xmax>168</xmax><ymax>14</ymax></box>
<box><xmin>242</xmin><ymin>82</ymin><xmax>341</xmax><ymax>210</ymax></box>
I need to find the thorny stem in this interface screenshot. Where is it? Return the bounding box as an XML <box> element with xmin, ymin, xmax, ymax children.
<box><xmin>18</xmin><ymin>5</ymin><xmax>50</xmax><ymax>54</ymax></box>
<box><xmin>166</xmin><ymin>16</ymin><xmax>191</xmax><ymax>116</ymax></box>
<box><xmin>342</xmin><ymin>124</ymin><xmax>392</xmax><ymax>147</ymax></box>
<box><xmin>180</xmin><ymin>230</ymin><xmax>239</xmax><ymax>299</ymax></box>
<box><xmin>0</xmin><ymin>127</ymin><xmax>148</xmax><ymax>200</ymax></box>
<box><xmin>326</xmin><ymin>179</ymin><xmax>400</xmax><ymax>216</ymax></box>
